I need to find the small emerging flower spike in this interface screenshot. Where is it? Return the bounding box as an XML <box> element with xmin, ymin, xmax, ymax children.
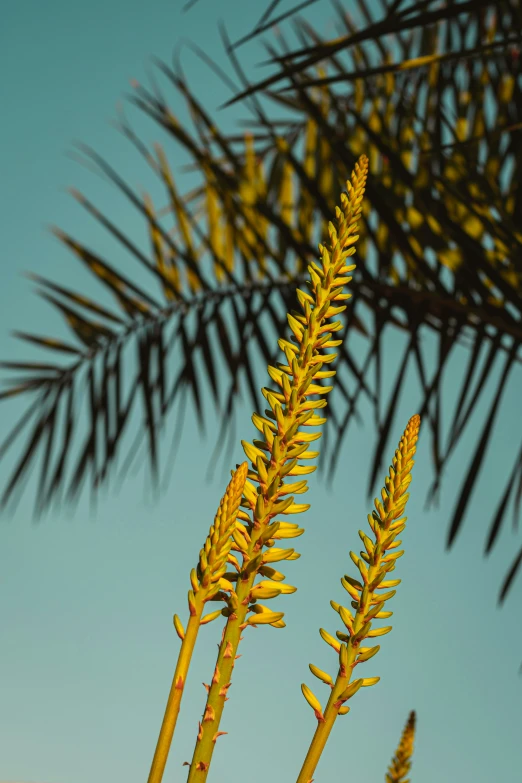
<box><xmin>296</xmin><ymin>415</ymin><xmax>421</xmax><ymax>783</ymax></box>
<box><xmin>385</xmin><ymin>710</ymin><xmax>417</xmax><ymax>783</ymax></box>
<box><xmin>147</xmin><ymin>462</ymin><xmax>248</xmax><ymax>783</ymax></box>
<box><xmin>186</xmin><ymin>155</ymin><xmax>369</xmax><ymax>782</ymax></box>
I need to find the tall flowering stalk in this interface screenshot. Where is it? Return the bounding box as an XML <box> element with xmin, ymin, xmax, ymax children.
<box><xmin>185</xmin><ymin>155</ymin><xmax>370</xmax><ymax>780</ymax></box>
<box><xmin>296</xmin><ymin>414</ymin><xmax>421</xmax><ymax>783</ymax></box>
<box><xmin>386</xmin><ymin>710</ymin><xmax>417</xmax><ymax>783</ymax></box>
<box><xmin>147</xmin><ymin>462</ymin><xmax>248</xmax><ymax>783</ymax></box>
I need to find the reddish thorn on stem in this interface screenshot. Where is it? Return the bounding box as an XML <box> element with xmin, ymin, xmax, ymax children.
<box><xmin>223</xmin><ymin>641</ymin><xmax>233</xmax><ymax>658</ymax></box>
<box><xmin>203</xmin><ymin>705</ymin><xmax>215</xmax><ymax>722</ymax></box>
<box><xmin>219</xmin><ymin>682</ymin><xmax>231</xmax><ymax>697</ymax></box>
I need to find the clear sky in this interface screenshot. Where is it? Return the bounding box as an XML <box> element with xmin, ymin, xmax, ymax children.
<box><xmin>1</xmin><ymin>1</ymin><xmax>521</xmax><ymax>782</ymax></box>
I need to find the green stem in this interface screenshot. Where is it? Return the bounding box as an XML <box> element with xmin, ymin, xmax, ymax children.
<box><xmin>146</xmin><ymin>461</ymin><xmax>249</xmax><ymax>783</ymax></box>
<box><xmin>296</xmin><ymin>562</ymin><xmax>379</xmax><ymax>783</ymax></box>
<box><xmin>147</xmin><ymin>603</ymin><xmax>204</xmax><ymax>783</ymax></box>
<box><xmin>296</xmin><ymin>707</ymin><xmax>338</xmax><ymax>783</ymax></box>
<box><xmin>186</xmin><ymin>402</ymin><xmax>306</xmax><ymax>780</ymax></box>
<box><xmin>296</xmin><ymin>671</ymin><xmax>353</xmax><ymax>782</ymax></box>
<box><xmin>185</xmin><ymin>573</ymin><xmax>254</xmax><ymax>782</ymax></box>
<box><xmin>185</xmin><ymin>403</ymin><xmax>304</xmax><ymax>781</ymax></box>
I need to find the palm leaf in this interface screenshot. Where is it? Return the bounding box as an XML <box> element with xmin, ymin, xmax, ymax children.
<box><xmin>1</xmin><ymin>0</ymin><xmax>521</xmax><ymax>613</ymax></box>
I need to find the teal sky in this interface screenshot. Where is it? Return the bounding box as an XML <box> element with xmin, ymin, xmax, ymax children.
<box><xmin>1</xmin><ymin>1</ymin><xmax>521</xmax><ymax>782</ymax></box>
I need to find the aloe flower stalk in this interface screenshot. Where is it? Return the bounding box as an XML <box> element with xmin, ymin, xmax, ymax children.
<box><xmin>385</xmin><ymin>710</ymin><xmax>416</xmax><ymax>783</ymax></box>
<box><xmin>147</xmin><ymin>462</ymin><xmax>248</xmax><ymax>783</ymax></box>
<box><xmin>296</xmin><ymin>414</ymin><xmax>421</xmax><ymax>783</ymax></box>
<box><xmin>185</xmin><ymin>155</ymin><xmax>370</xmax><ymax>781</ymax></box>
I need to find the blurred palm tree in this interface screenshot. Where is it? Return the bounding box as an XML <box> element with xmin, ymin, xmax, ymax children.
<box><xmin>1</xmin><ymin>0</ymin><xmax>521</xmax><ymax>615</ymax></box>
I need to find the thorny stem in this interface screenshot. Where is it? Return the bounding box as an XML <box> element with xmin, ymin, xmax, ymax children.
<box><xmin>185</xmin><ymin>383</ymin><xmax>305</xmax><ymax>780</ymax></box>
<box><xmin>185</xmin><ymin>575</ymin><xmax>253</xmax><ymax>781</ymax></box>
<box><xmin>147</xmin><ymin>462</ymin><xmax>248</xmax><ymax>783</ymax></box>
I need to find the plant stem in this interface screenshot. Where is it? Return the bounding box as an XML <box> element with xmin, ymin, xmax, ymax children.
<box><xmin>296</xmin><ymin>617</ymin><xmax>368</xmax><ymax>780</ymax></box>
<box><xmin>147</xmin><ymin>459</ymin><xmax>248</xmax><ymax>783</ymax></box>
<box><xmin>296</xmin><ymin>583</ymin><xmax>369</xmax><ymax>782</ymax></box>
<box><xmin>296</xmin><ymin>709</ymin><xmax>337</xmax><ymax>783</ymax></box>
<box><xmin>186</xmin><ymin>576</ymin><xmax>253</xmax><ymax>781</ymax></box>
<box><xmin>296</xmin><ymin>414</ymin><xmax>420</xmax><ymax>781</ymax></box>
<box><xmin>148</xmin><ymin>604</ymin><xmax>204</xmax><ymax>783</ymax></box>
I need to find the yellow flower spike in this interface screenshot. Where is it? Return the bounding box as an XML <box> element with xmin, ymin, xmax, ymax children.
<box><xmin>295</xmin><ymin>415</ymin><xmax>420</xmax><ymax>783</ymax></box>
<box><xmin>186</xmin><ymin>157</ymin><xmax>369</xmax><ymax>782</ymax></box>
<box><xmin>385</xmin><ymin>711</ymin><xmax>417</xmax><ymax>783</ymax></box>
<box><xmin>147</xmin><ymin>462</ymin><xmax>248</xmax><ymax>783</ymax></box>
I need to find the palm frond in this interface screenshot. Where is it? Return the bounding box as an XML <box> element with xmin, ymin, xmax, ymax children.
<box><xmin>1</xmin><ymin>0</ymin><xmax>521</xmax><ymax>611</ymax></box>
<box><xmin>221</xmin><ymin>0</ymin><xmax>514</xmax><ymax>106</ymax></box>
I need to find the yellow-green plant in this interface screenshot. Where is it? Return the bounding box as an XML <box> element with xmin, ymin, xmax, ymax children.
<box><xmin>296</xmin><ymin>414</ymin><xmax>420</xmax><ymax>781</ymax></box>
<box><xmin>184</xmin><ymin>153</ymin><xmax>370</xmax><ymax>780</ymax></box>
<box><xmin>386</xmin><ymin>711</ymin><xmax>417</xmax><ymax>783</ymax></box>
<box><xmin>145</xmin><ymin>153</ymin><xmax>422</xmax><ymax>781</ymax></box>
<box><xmin>147</xmin><ymin>461</ymin><xmax>248</xmax><ymax>783</ymax></box>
